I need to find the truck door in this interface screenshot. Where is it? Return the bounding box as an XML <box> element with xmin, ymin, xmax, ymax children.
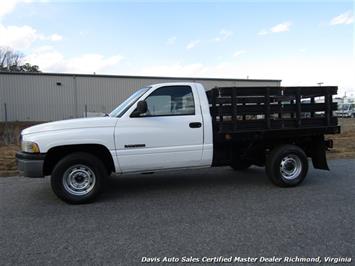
<box><xmin>115</xmin><ymin>85</ymin><xmax>204</xmax><ymax>173</ymax></box>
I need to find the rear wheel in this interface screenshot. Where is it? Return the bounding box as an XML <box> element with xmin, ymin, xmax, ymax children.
<box><xmin>266</xmin><ymin>145</ymin><xmax>308</xmax><ymax>187</ymax></box>
<box><xmin>51</xmin><ymin>152</ymin><xmax>107</xmax><ymax>204</ymax></box>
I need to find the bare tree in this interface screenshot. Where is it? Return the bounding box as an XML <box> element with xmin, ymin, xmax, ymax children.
<box><xmin>0</xmin><ymin>47</ymin><xmax>40</xmax><ymax>72</ymax></box>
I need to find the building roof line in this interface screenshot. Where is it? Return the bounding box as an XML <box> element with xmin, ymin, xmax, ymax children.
<box><xmin>0</xmin><ymin>71</ymin><xmax>282</xmax><ymax>82</ymax></box>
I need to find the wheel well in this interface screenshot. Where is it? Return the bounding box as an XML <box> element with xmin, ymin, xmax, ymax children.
<box><xmin>225</xmin><ymin>136</ymin><xmax>315</xmax><ymax>167</ymax></box>
<box><xmin>43</xmin><ymin>144</ymin><xmax>115</xmax><ymax>176</ymax></box>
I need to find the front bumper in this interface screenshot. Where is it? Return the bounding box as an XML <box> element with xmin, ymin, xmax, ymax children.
<box><xmin>16</xmin><ymin>152</ymin><xmax>46</xmax><ymax>178</ymax></box>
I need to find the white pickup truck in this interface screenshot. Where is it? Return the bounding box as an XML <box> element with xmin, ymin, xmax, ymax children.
<box><xmin>16</xmin><ymin>82</ymin><xmax>339</xmax><ymax>204</ymax></box>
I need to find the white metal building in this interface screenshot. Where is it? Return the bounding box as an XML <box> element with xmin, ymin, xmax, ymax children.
<box><xmin>0</xmin><ymin>72</ymin><xmax>281</xmax><ymax>122</ymax></box>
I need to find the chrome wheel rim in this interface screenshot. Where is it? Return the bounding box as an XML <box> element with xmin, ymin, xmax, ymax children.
<box><xmin>280</xmin><ymin>155</ymin><xmax>302</xmax><ymax>180</ymax></box>
<box><xmin>63</xmin><ymin>164</ymin><xmax>96</xmax><ymax>196</ymax></box>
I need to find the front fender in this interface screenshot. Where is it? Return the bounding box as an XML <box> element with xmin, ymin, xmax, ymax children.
<box><xmin>22</xmin><ymin>127</ymin><xmax>116</xmax><ymax>153</ymax></box>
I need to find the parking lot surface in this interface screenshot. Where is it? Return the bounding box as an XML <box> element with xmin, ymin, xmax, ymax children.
<box><xmin>1</xmin><ymin>159</ymin><xmax>354</xmax><ymax>265</ymax></box>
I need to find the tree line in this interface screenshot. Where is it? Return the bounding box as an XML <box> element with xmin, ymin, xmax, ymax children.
<box><xmin>0</xmin><ymin>47</ymin><xmax>40</xmax><ymax>72</ymax></box>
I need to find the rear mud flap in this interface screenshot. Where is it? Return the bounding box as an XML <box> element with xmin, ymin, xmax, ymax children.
<box><xmin>311</xmin><ymin>136</ymin><xmax>329</xmax><ymax>170</ymax></box>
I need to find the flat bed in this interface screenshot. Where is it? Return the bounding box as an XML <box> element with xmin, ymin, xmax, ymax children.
<box><xmin>206</xmin><ymin>86</ymin><xmax>340</xmax><ymax>141</ymax></box>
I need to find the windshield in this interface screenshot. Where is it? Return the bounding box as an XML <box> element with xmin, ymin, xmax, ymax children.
<box><xmin>109</xmin><ymin>87</ymin><xmax>150</xmax><ymax>117</ymax></box>
<box><xmin>339</xmin><ymin>104</ymin><xmax>351</xmax><ymax>111</ymax></box>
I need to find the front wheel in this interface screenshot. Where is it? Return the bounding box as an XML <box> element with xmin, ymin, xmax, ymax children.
<box><xmin>51</xmin><ymin>152</ymin><xmax>107</xmax><ymax>204</ymax></box>
<box><xmin>266</xmin><ymin>145</ymin><xmax>308</xmax><ymax>187</ymax></box>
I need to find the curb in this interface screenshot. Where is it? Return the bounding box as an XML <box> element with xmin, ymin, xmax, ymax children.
<box><xmin>0</xmin><ymin>170</ymin><xmax>19</xmax><ymax>177</ymax></box>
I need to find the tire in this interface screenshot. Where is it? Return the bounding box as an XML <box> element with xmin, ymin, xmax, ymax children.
<box><xmin>50</xmin><ymin>152</ymin><xmax>107</xmax><ymax>204</ymax></box>
<box><xmin>265</xmin><ymin>145</ymin><xmax>308</xmax><ymax>187</ymax></box>
<box><xmin>230</xmin><ymin>159</ymin><xmax>252</xmax><ymax>171</ymax></box>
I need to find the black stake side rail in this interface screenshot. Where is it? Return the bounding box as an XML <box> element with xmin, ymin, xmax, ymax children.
<box><xmin>206</xmin><ymin>86</ymin><xmax>340</xmax><ymax>135</ymax></box>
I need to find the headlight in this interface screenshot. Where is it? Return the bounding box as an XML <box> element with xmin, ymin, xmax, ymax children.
<box><xmin>21</xmin><ymin>141</ymin><xmax>40</xmax><ymax>153</ymax></box>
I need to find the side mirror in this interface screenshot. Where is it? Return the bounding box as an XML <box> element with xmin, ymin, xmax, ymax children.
<box><xmin>131</xmin><ymin>100</ymin><xmax>147</xmax><ymax>117</ymax></box>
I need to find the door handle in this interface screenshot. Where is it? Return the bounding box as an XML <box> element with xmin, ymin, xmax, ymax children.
<box><xmin>189</xmin><ymin>122</ymin><xmax>202</xmax><ymax>128</ymax></box>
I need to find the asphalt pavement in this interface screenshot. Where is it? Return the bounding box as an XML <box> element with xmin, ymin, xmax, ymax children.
<box><xmin>1</xmin><ymin>159</ymin><xmax>354</xmax><ymax>265</ymax></box>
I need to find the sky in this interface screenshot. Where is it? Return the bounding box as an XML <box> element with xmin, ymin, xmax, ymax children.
<box><xmin>0</xmin><ymin>0</ymin><xmax>354</xmax><ymax>96</ymax></box>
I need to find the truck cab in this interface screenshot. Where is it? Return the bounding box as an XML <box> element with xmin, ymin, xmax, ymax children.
<box><xmin>110</xmin><ymin>82</ymin><xmax>213</xmax><ymax>172</ymax></box>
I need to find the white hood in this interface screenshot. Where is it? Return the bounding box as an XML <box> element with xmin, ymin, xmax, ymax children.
<box><xmin>22</xmin><ymin>117</ymin><xmax>118</xmax><ymax>135</ymax></box>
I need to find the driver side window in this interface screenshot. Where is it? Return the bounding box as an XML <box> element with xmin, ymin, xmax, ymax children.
<box><xmin>141</xmin><ymin>86</ymin><xmax>195</xmax><ymax>116</ymax></box>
